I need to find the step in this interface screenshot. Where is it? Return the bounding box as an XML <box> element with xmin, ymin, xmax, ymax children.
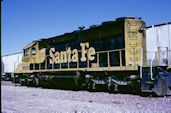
<box><xmin>145</xmin><ymin>81</ymin><xmax>153</xmax><ymax>84</ymax></box>
<box><xmin>141</xmin><ymin>90</ymin><xmax>153</xmax><ymax>93</ymax></box>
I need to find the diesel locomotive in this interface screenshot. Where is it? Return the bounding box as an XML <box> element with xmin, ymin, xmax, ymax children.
<box><xmin>14</xmin><ymin>17</ymin><xmax>171</xmax><ymax>96</ymax></box>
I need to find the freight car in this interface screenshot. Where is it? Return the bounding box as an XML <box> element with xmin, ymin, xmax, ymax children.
<box><xmin>1</xmin><ymin>52</ymin><xmax>22</xmax><ymax>81</ymax></box>
<box><xmin>13</xmin><ymin>17</ymin><xmax>171</xmax><ymax>96</ymax></box>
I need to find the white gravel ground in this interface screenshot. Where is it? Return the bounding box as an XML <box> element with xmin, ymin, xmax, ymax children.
<box><xmin>1</xmin><ymin>81</ymin><xmax>171</xmax><ymax>113</ymax></box>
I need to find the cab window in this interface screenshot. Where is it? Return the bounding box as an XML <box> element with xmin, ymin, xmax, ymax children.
<box><xmin>24</xmin><ymin>49</ymin><xmax>29</xmax><ymax>56</ymax></box>
<box><xmin>32</xmin><ymin>48</ymin><xmax>36</xmax><ymax>55</ymax></box>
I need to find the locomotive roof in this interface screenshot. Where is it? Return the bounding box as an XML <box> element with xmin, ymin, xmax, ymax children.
<box><xmin>23</xmin><ymin>41</ymin><xmax>37</xmax><ymax>49</ymax></box>
<box><xmin>30</xmin><ymin>17</ymin><xmax>141</xmax><ymax>48</ymax></box>
<box><xmin>37</xmin><ymin>21</ymin><xmax>119</xmax><ymax>42</ymax></box>
<box><xmin>36</xmin><ymin>17</ymin><xmax>136</xmax><ymax>42</ymax></box>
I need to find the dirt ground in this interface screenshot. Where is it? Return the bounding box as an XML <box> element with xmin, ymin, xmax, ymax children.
<box><xmin>1</xmin><ymin>81</ymin><xmax>171</xmax><ymax>113</ymax></box>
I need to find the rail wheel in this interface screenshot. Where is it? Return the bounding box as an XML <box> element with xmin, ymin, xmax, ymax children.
<box><xmin>20</xmin><ymin>79</ymin><xmax>27</xmax><ymax>86</ymax></box>
<box><xmin>87</xmin><ymin>81</ymin><xmax>94</xmax><ymax>91</ymax></box>
<box><xmin>27</xmin><ymin>79</ymin><xmax>34</xmax><ymax>87</ymax></box>
<box><xmin>108</xmin><ymin>82</ymin><xmax>118</xmax><ymax>93</ymax></box>
<box><xmin>154</xmin><ymin>77</ymin><xmax>167</xmax><ymax>96</ymax></box>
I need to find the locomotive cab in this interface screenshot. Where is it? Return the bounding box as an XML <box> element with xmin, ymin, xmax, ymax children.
<box><xmin>15</xmin><ymin>41</ymin><xmax>46</xmax><ymax>73</ymax></box>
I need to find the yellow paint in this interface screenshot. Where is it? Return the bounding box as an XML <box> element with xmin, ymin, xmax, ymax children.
<box><xmin>54</xmin><ymin>52</ymin><xmax>60</xmax><ymax>63</ymax></box>
<box><xmin>80</xmin><ymin>42</ymin><xmax>89</xmax><ymax>62</ymax></box>
<box><xmin>60</xmin><ymin>51</ymin><xmax>67</xmax><ymax>63</ymax></box>
<box><xmin>67</xmin><ymin>47</ymin><xmax>72</xmax><ymax>63</ymax></box>
<box><xmin>72</xmin><ymin>49</ymin><xmax>78</xmax><ymax>62</ymax></box>
<box><xmin>88</xmin><ymin>47</ymin><xmax>96</xmax><ymax>61</ymax></box>
<box><xmin>50</xmin><ymin>48</ymin><xmax>55</xmax><ymax>64</ymax></box>
<box><xmin>49</xmin><ymin>42</ymin><xmax>96</xmax><ymax>64</ymax></box>
<box><xmin>15</xmin><ymin>18</ymin><xmax>147</xmax><ymax>74</ymax></box>
<box><xmin>124</xmin><ymin>19</ymin><xmax>147</xmax><ymax>66</ymax></box>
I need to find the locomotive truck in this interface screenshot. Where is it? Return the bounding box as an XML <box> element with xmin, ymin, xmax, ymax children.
<box><xmin>13</xmin><ymin>17</ymin><xmax>171</xmax><ymax>96</ymax></box>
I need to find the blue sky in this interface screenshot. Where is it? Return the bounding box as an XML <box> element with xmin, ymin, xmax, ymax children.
<box><xmin>1</xmin><ymin>0</ymin><xmax>171</xmax><ymax>56</ymax></box>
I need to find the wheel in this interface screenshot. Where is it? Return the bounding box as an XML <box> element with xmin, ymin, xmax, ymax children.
<box><xmin>27</xmin><ymin>79</ymin><xmax>33</xmax><ymax>87</ymax></box>
<box><xmin>108</xmin><ymin>82</ymin><xmax>118</xmax><ymax>93</ymax></box>
<box><xmin>87</xmin><ymin>81</ymin><xmax>94</xmax><ymax>91</ymax></box>
<box><xmin>108</xmin><ymin>83</ymin><xmax>114</xmax><ymax>93</ymax></box>
<box><xmin>131</xmin><ymin>81</ymin><xmax>141</xmax><ymax>95</ymax></box>
<box><xmin>20</xmin><ymin>79</ymin><xmax>27</xmax><ymax>86</ymax></box>
<box><xmin>78</xmin><ymin>80</ymin><xmax>86</xmax><ymax>90</ymax></box>
<box><xmin>12</xmin><ymin>78</ymin><xmax>15</xmax><ymax>83</ymax></box>
<box><xmin>154</xmin><ymin>77</ymin><xmax>167</xmax><ymax>96</ymax></box>
<box><xmin>34</xmin><ymin>78</ymin><xmax>39</xmax><ymax>87</ymax></box>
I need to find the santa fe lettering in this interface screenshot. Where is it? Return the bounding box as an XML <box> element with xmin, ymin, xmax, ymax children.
<box><xmin>49</xmin><ymin>42</ymin><xmax>95</xmax><ymax>64</ymax></box>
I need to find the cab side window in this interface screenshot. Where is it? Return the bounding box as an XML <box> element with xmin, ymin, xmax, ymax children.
<box><xmin>32</xmin><ymin>48</ymin><xmax>36</xmax><ymax>55</ymax></box>
<box><xmin>24</xmin><ymin>49</ymin><xmax>29</xmax><ymax>56</ymax></box>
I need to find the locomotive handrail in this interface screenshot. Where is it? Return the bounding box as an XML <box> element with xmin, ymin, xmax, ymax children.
<box><xmin>96</xmin><ymin>48</ymin><xmax>125</xmax><ymax>54</ymax></box>
<box><xmin>96</xmin><ymin>49</ymin><xmax>125</xmax><ymax>68</ymax></box>
<box><xmin>119</xmin><ymin>51</ymin><xmax>123</xmax><ymax>67</ymax></box>
<box><xmin>140</xmin><ymin>48</ymin><xmax>143</xmax><ymax>78</ymax></box>
<box><xmin>150</xmin><ymin>47</ymin><xmax>157</xmax><ymax>80</ymax></box>
<box><xmin>150</xmin><ymin>47</ymin><xmax>169</xmax><ymax>80</ymax></box>
<box><xmin>26</xmin><ymin>47</ymin><xmax>145</xmax><ymax>72</ymax></box>
<box><xmin>136</xmin><ymin>47</ymin><xmax>143</xmax><ymax>78</ymax></box>
<box><xmin>37</xmin><ymin>49</ymin><xmax>126</xmax><ymax>70</ymax></box>
<box><xmin>23</xmin><ymin>47</ymin><xmax>169</xmax><ymax>73</ymax></box>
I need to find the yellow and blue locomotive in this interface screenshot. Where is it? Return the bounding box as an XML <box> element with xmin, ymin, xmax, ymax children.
<box><xmin>14</xmin><ymin>17</ymin><xmax>171</xmax><ymax>96</ymax></box>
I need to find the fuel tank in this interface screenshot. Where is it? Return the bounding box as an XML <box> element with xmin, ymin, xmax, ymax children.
<box><xmin>39</xmin><ymin>71</ymin><xmax>79</xmax><ymax>90</ymax></box>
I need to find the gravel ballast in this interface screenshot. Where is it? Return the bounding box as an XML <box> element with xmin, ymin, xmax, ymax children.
<box><xmin>1</xmin><ymin>82</ymin><xmax>171</xmax><ymax>113</ymax></box>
